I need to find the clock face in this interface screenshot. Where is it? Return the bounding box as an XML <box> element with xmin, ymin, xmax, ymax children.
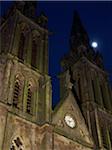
<box><xmin>64</xmin><ymin>114</ymin><xmax>76</xmax><ymax>128</ymax></box>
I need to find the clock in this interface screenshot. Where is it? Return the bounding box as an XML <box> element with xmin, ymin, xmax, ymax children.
<box><xmin>64</xmin><ymin>114</ymin><xmax>76</xmax><ymax>128</ymax></box>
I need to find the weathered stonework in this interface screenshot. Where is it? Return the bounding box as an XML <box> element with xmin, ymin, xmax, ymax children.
<box><xmin>0</xmin><ymin>2</ymin><xmax>112</xmax><ymax>150</ymax></box>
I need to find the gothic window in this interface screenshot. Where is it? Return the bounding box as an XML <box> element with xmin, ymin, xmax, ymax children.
<box><xmin>10</xmin><ymin>137</ymin><xmax>24</xmax><ymax>150</ymax></box>
<box><xmin>18</xmin><ymin>32</ymin><xmax>25</xmax><ymax>61</ymax></box>
<box><xmin>26</xmin><ymin>84</ymin><xmax>33</xmax><ymax>114</ymax></box>
<box><xmin>31</xmin><ymin>39</ymin><xmax>37</xmax><ymax>68</ymax></box>
<box><xmin>13</xmin><ymin>80</ymin><xmax>20</xmax><ymax>108</ymax></box>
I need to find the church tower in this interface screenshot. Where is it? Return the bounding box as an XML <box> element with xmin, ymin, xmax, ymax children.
<box><xmin>0</xmin><ymin>2</ymin><xmax>52</xmax><ymax>150</ymax></box>
<box><xmin>0</xmin><ymin>2</ymin><xmax>112</xmax><ymax>150</ymax></box>
<box><xmin>60</xmin><ymin>11</ymin><xmax>112</xmax><ymax>149</ymax></box>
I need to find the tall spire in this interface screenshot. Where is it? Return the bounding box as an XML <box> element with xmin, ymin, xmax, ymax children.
<box><xmin>70</xmin><ymin>11</ymin><xmax>90</xmax><ymax>51</ymax></box>
<box><xmin>61</xmin><ymin>11</ymin><xmax>104</xmax><ymax>70</ymax></box>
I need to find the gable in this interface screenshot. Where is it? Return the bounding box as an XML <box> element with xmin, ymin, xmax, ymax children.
<box><xmin>52</xmin><ymin>90</ymin><xmax>94</xmax><ymax>148</ymax></box>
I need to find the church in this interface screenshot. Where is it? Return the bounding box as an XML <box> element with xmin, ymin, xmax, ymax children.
<box><xmin>0</xmin><ymin>1</ymin><xmax>112</xmax><ymax>150</ymax></box>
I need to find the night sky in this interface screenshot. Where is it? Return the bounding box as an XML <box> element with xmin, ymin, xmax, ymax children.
<box><xmin>1</xmin><ymin>1</ymin><xmax>112</xmax><ymax>107</ymax></box>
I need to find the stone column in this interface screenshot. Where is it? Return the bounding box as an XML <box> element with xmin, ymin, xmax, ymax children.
<box><xmin>40</xmin><ymin>125</ymin><xmax>53</xmax><ymax>150</ymax></box>
<box><xmin>39</xmin><ymin>39</ymin><xmax>44</xmax><ymax>73</ymax></box>
<box><xmin>45</xmin><ymin>76</ymin><xmax>52</xmax><ymax>123</ymax></box>
<box><xmin>37</xmin><ymin>77</ymin><xmax>45</xmax><ymax>124</ymax></box>
<box><xmin>11</xmin><ymin>24</ymin><xmax>20</xmax><ymax>56</ymax></box>
<box><xmin>25</xmin><ymin>33</ymin><xmax>32</xmax><ymax>66</ymax></box>
<box><xmin>23</xmin><ymin>80</ymin><xmax>28</xmax><ymax>113</ymax></box>
<box><xmin>92</xmin><ymin>74</ymin><xmax>102</xmax><ymax>105</ymax></box>
<box><xmin>104</xmin><ymin>81</ymin><xmax>111</xmax><ymax>111</ymax></box>
<box><xmin>2</xmin><ymin>59</ymin><xmax>13</xmax><ymax>103</ymax></box>
<box><xmin>90</xmin><ymin>110</ymin><xmax>99</xmax><ymax>148</ymax></box>
<box><xmin>43</xmin><ymin>36</ymin><xmax>48</xmax><ymax>74</ymax></box>
<box><xmin>87</xmin><ymin>110</ymin><xmax>92</xmax><ymax>135</ymax></box>
<box><xmin>35</xmin><ymin>37</ymin><xmax>41</xmax><ymax>69</ymax></box>
<box><xmin>0</xmin><ymin>105</ymin><xmax>7</xmax><ymax>150</ymax></box>
<box><xmin>86</xmin><ymin>69</ymin><xmax>94</xmax><ymax>102</ymax></box>
<box><xmin>107</xmin><ymin>128</ymin><xmax>112</xmax><ymax>149</ymax></box>
<box><xmin>94</xmin><ymin>109</ymin><xmax>102</xmax><ymax>148</ymax></box>
<box><xmin>35</xmin><ymin>80</ymin><xmax>39</xmax><ymax>121</ymax></box>
<box><xmin>9</xmin><ymin>14</ymin><xmax>18</xmax><ymax>54</ymax></box>
<box><xmin>37</xmin><ymin>39</ymin><xmax>41</xmax><ymax>70</ymax></box>
<box><xmin>96</xmin><ymin>75</ymin><xmax>103</xmax><ymax>106</ymax></box>
<box><xmin>82</xmin><ymin>67</ymin><xmax>90</xmax><ymax>102</ymax></box>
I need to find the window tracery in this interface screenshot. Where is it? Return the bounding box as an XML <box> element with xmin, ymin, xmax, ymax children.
<box><xmin>10</xmin><ymin>137</ymin><xmax>24</xmax><ymax>150</ymax></box>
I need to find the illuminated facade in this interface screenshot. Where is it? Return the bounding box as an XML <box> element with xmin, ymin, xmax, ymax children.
<box><xmin>0</xmin><ymin>2</ymin><xmax>112</xmax><ymax>150</ymax></box>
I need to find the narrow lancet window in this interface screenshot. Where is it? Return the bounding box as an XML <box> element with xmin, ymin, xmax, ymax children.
<box><xmin>18</xmin><ymin>32</ymin><xmax>25</xmax><ymax>61</ymax></box>
<box><xmin>31</xmin><ymin>39</ymin><xmax>37</xmax><ymax>68</ymax></box>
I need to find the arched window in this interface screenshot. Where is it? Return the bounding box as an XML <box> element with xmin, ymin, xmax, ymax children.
<box><xmin>10</xmin><ymin>137</ymin><xmax>24</xmax><ymax>150</ymax></box>
<box><xmin>26</xmin><ymin>84</ymin><xmax>33</xmax><ymax>114</ymax></box>
<box><xmin>31</xmin><ymin>39</ymin><xmax>37</xmax><ymax>68</ymax></box>
<box><xmin>18</xmin><ymin>32</ymin><xmax>25</xmax><ymax>61</ymax></box>
<box><xmin>13</xmin><ymin>80</ymin><xmax>20</xmax><ymax>108</ymax></box>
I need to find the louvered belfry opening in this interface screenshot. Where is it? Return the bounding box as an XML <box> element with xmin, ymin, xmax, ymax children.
<box><xmin>13</xmin><ymin>80</ymin><xmax>20</xmax><ymax>108</ymax></box>
<box><xmin>26</xmin><ymin>84</ymin><xmax>32</xmax><ymax>114</ymax></box>
<box><xmin>18</xmin><ymin>32</ymin><xmax>25</xmax><ymax>61</ymax></box>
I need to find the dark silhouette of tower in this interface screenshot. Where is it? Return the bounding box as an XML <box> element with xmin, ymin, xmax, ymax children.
<box><xmin>60</xmin><ymin>11</ymin><xmax>112</xmax><ymax>149</ymax></box>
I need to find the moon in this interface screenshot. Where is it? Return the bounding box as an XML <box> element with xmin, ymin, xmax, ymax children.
<box><xmin>91</xmin><ymin>41</ymin><xmax>98</xmax><ymax>48</ymax></box>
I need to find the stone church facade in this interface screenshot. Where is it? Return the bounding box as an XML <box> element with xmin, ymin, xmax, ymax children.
<box><xmin>0</xmin><ymin>2</ymin><xmax>112</xmax><ymax>150</ymax></box>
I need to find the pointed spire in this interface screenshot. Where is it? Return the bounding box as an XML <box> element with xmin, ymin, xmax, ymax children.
<box><xmin>70</xmin><ymin>11</ymin><xmax>90</xmax><ymax>51</ymax></box>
